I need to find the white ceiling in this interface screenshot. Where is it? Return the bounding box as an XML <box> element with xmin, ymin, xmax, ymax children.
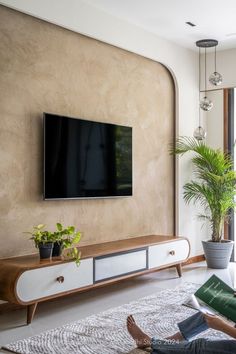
<box><xmin>85</xmin><ymin>0</ymin><xmax>236</xmax><ymax>51</ymax></box>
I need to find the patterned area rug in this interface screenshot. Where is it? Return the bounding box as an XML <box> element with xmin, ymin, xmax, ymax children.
<box><xmin>2</xmin><ymin>283</ymin><xmax>229</xmax><ymax>354</ymax></box>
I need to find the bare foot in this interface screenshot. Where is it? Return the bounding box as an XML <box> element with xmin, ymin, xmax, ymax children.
<box><xmin>127</xmin><ymin>315</ymin><xmax>151</xmax><ymax>348</ymax></box>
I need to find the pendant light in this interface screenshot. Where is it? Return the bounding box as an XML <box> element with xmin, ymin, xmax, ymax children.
<box><xmin>196</xmin><ymin>40</ymin><xmax>215</xmax><ymax>111</ymax></box>
<box><xmin>209</xmin><ymin>45</ymin><xmax>223</xmax><ymax>86</ymax></box>
<box><xmin>199</xmin><ymin>46</ymin><xmax>213</xmax><ymax>111</ymax></box>
<box><xmin>193</xmin><ymin>39</ymin><xmax>222</xmax><ymax>140</ymax></box>
<box><xmin>194</xmin><ymin>47</ymin><xmax>206</xmax><ymax>140</ymax></box>
<box><xmin>194</xmin><ymin>126</ymin><xmax>206</xmax><ymax>140</ymax></box>
<box><xmin>196</xmin><ymin>39</ymin><xmax>222</xmax><ymax>110</ymax></box>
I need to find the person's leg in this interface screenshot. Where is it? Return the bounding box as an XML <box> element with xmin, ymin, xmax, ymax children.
<box><xmin>151</xmin><ymin>338</ymin><xmax>236</xmax><ymax>354</ymax></box>
<box><xmin>155</xmin><ymin>312</ymin><xmax>209</xmax><ymax>347</ymax></box>
<box><xmin>165</xmin><ymin>332</ymin><xmax>183</xmax><ymax>341</ymax></box>
<box><xmin>177</xmin><ymin>311</ymin><xmax>209</xmax><ymax>340</ymax></box>
<box><xmin>127</xmin><ymin>315</ymin><xmax>236</xmax><ymax>353</ymax></box>
<box><xmin>127</xmin><ymin>312</ymin><xmax>207</xmax><ymax>347</ymax></box>
<box><xmin>152</xmin><ymin>312</ymin><xmax>235</xmax><ymax>354</ymax></box>
<box><xmin>127</xmin><ymin>315</ymin><xmax>151</xmax><ymax>348</ymax></box>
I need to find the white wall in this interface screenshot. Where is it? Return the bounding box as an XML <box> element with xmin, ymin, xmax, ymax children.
<box><xmin>205</xmin><ymin>90</ymin><xmax>224</xmax><ymax>150</ymax></box>
<box><xmin>201</xmin><ymin>48</ymin><xmax>236</xmax><ymax>149</ymax></box>
<box><xmin>0</xmin><ymin>0</ymin><xmax>205</xmax><ymax>256</ymax></box>
<box><xmin>201</xmin><ymin>48</ymin><xmax>236</xmax><ymax>90</ymax></box>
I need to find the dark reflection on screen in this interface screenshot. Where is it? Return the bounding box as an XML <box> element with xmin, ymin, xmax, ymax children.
<box><xmin>44</xmin><ymin>114</ymin><xmax>132</xmax><ymax>199</ymax></box>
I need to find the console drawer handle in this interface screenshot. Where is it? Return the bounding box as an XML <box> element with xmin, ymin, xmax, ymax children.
<box><xmin>169</xmin><ymin>250</ymin><xmax>175</xmax><ymax>256</ymax></box>
<box><xmin>56</xmin><ymin>276</ymin><xmax>64</xmax><ymax>283</ymax></box>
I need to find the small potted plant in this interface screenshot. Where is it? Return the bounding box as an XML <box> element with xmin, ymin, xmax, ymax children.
<box><xmin>52</xmin><ymin>223</ymin><xmax>81</xmax><ymax>265</ymax></box>
<box><xmin>27</xmin><ymin>224</ymin><xmax>54</xmax><ymax>259</ymax></box>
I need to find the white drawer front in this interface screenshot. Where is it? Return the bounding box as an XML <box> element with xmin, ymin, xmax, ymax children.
<box><xmin>148</xmin><ymin>239</ymin><xmax>189</xmax><ymax>269</ymax></box>
<box><xmin>16</xmin><ymin>258</ymin><xmax>93</xmax><ymax>302</ymax></box>
<box><xmin>95</xmin><ymin>249</ymin><xmax>147</xmax><ymax>282</ymax></box>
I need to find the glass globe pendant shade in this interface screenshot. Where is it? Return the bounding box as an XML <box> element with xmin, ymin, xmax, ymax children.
<box><xmin>200</xmin><ymin>96</ymin><xmax>213</xmax><ymax>111</ymax></box>
<box><xmin>193</xmin><ymin>126</ymin><xmax>206</xmax><ymax>141</ymax></box>
<box><xmin>209</xmin><ymin>71</ymin><xmax>223</xmax><ymax>86</ymax></box>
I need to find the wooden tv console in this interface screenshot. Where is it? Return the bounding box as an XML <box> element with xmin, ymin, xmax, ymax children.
<box><xmin>0</xmin><ymin>235</ymin><xmax>190</xmax><ymax>324</ymax></box>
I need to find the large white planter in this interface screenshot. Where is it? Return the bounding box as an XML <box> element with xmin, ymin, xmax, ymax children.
<box><xmin>202</xmin><ymin>240</ymin><xmax>234</xmax><ymax>269</ymax></box>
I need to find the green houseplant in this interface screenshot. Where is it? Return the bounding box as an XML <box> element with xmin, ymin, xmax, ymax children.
<box><xmin>52</xmin><ymin>223</ymin><xmax>81</xmax><ymax>265</ymax></box>
<box><xmin>171</xmin><ymin>137</ymin><xmax>236</xmax><ymax>268</ymax></box>
<box><xmin>27</xmin><ymin>223</ymin><xmax>81</xmax><ymax>264</ymax></box>
<box><xmin>27</xmin><ymin>224</ymin><xmax>54</xmax><ymax>259</ymax></box>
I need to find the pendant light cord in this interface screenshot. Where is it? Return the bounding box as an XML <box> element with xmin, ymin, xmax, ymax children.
<box><xmin>214</xmin><ymin>45</ymin><xmax>217</xmax><ymax>73</ymax></box>
<box><xmin>204</xmin><ymin>47</ymin><xmax>207</xmax><ymax>95</ymax></box>
<box><xmin>199</xmin><ymin>46</ymin><xmax>201</xmax><ymax>126</ymax></box>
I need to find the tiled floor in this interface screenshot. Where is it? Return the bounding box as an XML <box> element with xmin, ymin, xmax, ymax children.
<box><xmin>0</xmin><ymin>261</ymin><xmax>235</xmax><ymax>352</ymax></box>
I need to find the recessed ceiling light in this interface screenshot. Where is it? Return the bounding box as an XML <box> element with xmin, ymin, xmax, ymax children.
<box><xmin>186</xmin><ymin>21</ymin><xmax>196</xmax><ymax>27</ymax></box>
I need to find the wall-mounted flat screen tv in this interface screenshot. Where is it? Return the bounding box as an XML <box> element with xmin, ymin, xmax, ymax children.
<box><xmin>44</xmin><ymin>113</ymin><xmax>132</xmax><ymax>200</ymax></box>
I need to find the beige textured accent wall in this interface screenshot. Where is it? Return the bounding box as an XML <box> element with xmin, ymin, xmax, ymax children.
<box><xmin>0</xmin><ymin>6</ymin><xmax>174</xmax><ymax>258</ymax></box>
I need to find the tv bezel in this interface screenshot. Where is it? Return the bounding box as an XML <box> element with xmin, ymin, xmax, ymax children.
<box><xmin>43</xmin><ymin>113</ymin><xmax>133</xmax><ymax>200</ymax></box>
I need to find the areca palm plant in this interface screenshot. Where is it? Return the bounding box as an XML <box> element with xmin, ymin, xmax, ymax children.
<box><xmin>171</xmin><ymin>137</ymin><xmax>236</xmax><ymax>242</ymax></box>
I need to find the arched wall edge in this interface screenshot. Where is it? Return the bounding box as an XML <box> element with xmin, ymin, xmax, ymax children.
<box><xmin>0</xmin><ymin>0</ymin><xmax>205</xmax><ymax>257</ymax></box>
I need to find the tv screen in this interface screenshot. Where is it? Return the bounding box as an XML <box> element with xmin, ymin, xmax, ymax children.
<box><xmin>44</xmin><ymin>113</ymin><xmax>132</xmax><ymax>199</ymax></box>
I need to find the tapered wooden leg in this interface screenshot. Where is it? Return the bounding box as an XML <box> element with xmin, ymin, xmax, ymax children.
<box><xmin>176</xmin><ymin>264</ymin><xmax>182</xmax><ymax>277</ymax></box>
<box><xmin>27</xmin><ymin>302</ymin><xmax>38</xmax><ymax>324</ymax></box>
